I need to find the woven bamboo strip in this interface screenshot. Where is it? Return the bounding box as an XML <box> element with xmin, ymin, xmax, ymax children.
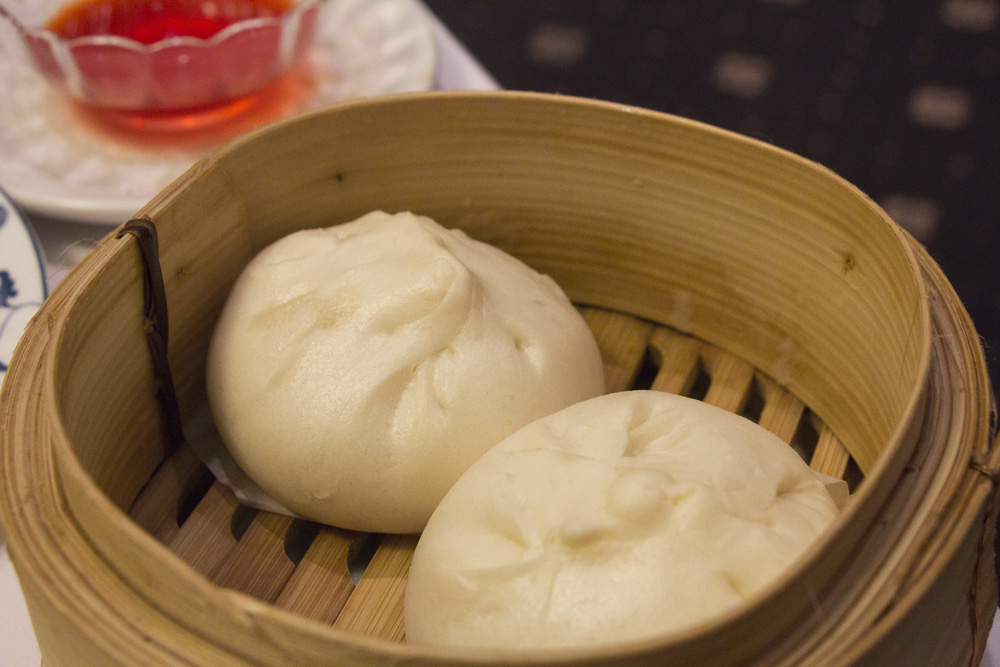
<box><xmin>128</xmin><ymin>443</ymin><xmax>208</xmax><ymax>543</ymax></box>
<box><xmin>333</xmin><ymin>534</ymin><xmax>419</xmax><ymax>641</ymax></box>
<box><xmin>274</xmin><ymin>527</ymin><xmax>360</xmax><ymax>624</ymax></box>
<box><xmin>581</xmin><ymin>307</ymin><xmax>655</xmax><ymax>392</ymax></box>
<box><xmin>167</xmin><ymin>482</ymin><xmax>241</xmax><ymax>578</ymax></box>
<box><xmin>649</xmin><ymin>327</ymin><xmax>702</xmax><ymax>396</ymax></box>
<box><xmin>213</xmin><ymin>512</ymin><xmax>297</xmax><ymax>601</ymax></box>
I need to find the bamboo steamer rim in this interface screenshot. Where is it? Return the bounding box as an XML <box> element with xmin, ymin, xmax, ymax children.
<box><xmin>3</xmin><ymin>91</ymin><xmax>975</xmax><ymax>666</ymax></box>
<box><xmin>16</xmin><ymin>90</ymin><xmax>934</xmax><ymax>663</ymax></box>
<box><xmin>93</xmin><ymin>88</ymin><xmax>937</xmax><ymax>643</ymax></box>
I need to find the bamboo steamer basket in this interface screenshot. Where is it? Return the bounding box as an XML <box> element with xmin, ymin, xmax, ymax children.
<box><xmin>1</xmin><ymin>91</ymin><xmax>997</xmax><ymax>666</ymax></box>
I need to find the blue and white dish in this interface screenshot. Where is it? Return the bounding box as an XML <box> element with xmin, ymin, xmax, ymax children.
<box><xmin>0</xmin><ymin>186</ymin><xmax>47</xmax><ymax>388</ymax></box>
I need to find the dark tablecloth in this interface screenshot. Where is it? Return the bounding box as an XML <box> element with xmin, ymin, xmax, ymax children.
<box><xmin>427</xmin><ymin>0</ymin><xmax>1000</xmax><ymax>396</ymax></box>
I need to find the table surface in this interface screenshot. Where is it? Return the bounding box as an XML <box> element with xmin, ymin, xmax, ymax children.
<box><xmin>3</xmin><ymin>1</ymin><xmax>999</xmax><ymax>664</ymax></box>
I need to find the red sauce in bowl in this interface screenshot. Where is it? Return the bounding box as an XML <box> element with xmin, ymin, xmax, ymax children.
<box><xmin>23</xmin><ymin>0</ymin><xmax>317</xmax><ymax>127</ymax></box>
<box><xmin>46</xmin><ymin>0</ymin><xmax>293</xmax><ymax>44</ymax></box>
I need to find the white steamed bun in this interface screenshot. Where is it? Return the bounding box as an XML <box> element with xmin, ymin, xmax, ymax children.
<box><xmin>206</xmin><ymin>211</ymin><xmax>605</xmax><ymax>533</ymax></box>
<box><xmin>405</xmin><ymin>390</ymin><xmax>839</xmax><ymax>649</ymax></box>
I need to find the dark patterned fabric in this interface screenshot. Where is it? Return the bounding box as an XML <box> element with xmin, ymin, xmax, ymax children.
<box><xmin>426</xmin><ymin>0</ymin><xmax>1000</xmax><ymax>600</ymax></box>
<box><xmin>427</xmin><ymin>0</ymin><xmax>1000</xmax><ymax>395</ymax></box>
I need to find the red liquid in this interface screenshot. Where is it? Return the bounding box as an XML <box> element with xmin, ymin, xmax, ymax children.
<box><xmin>71</xmin><ymin>65</ymin><xmax>316</xmax><ymax>150</ymax></box>
<box><xmin>41</xmin><ymin>0</ymin><xmax>317</xmax><ymax>141</ymax></box>
<box><xmin>47</xmin><ymin>0</ymin><xmax>292</xmax><ymax>44</ymax></box>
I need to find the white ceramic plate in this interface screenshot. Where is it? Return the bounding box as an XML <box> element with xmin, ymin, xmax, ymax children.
<box><xmin>0</xmin><ymin>186</ymin><xmax>46</xmax><ymax>389</ymax></box>
<box><xmin>0</xmin><ymin>0</ymin><xmax>436</xmax><ymax>225</ymax></box>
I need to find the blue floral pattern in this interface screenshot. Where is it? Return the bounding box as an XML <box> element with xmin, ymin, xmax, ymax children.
<box><xmin>0</xmin><ymin>189</ymin><xmax>46</xmax><ymax>379</ymax></box>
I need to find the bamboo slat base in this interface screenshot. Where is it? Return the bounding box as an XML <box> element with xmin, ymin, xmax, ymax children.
<box><xmin>127</xmin><ymin>305</ymin><xmax>862</xmax><ymax>643</ymax></box>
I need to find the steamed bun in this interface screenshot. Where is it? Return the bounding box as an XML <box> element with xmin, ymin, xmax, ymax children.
<box><xmin>206</xmin><ymin>211</ymin><xmax>605</xmax><ymax>533</ymax></box>
<box><xmin>405</xmin><ymin>390</ymin><xmax>839</xmax><ymax>649</ymax></box>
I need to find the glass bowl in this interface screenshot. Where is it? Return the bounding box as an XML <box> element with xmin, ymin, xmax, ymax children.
<box><xmin>0</xmin><ymin>0</ymin><xmax>319</xmax><ymax>111</ymax></box>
